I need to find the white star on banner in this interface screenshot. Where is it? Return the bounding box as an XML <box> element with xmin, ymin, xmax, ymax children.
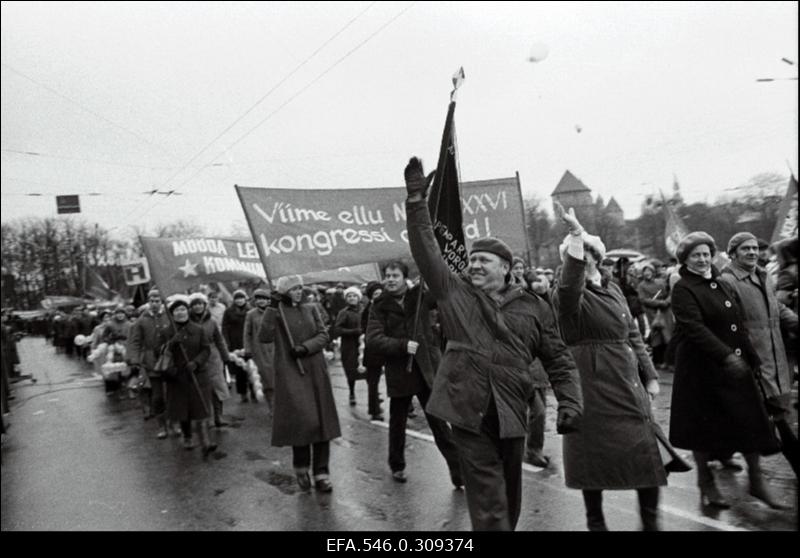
<box><xmin>178</xmin><ymin>259</ymin><xmax>199</xmax><ymax>278</ymax></box>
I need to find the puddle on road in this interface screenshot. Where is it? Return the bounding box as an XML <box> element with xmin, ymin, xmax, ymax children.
<box><xmin>254</xmin><ymin>469</ymin><xmax>299</xmax><ymax>495</ymax></box>
<box><xmin>244</xmin><ymin>450</ymin><xmax>266</xmax><ymax>461</ymax></box>
<box><xmin>362</xmin><ymin>503</ymin><xmax>388</xmax><ymax>522</ymax></box>
<box><xmin>100</xmin><ymin>424</ymin><xmax>127</xmax><ymax>436</ymax></box>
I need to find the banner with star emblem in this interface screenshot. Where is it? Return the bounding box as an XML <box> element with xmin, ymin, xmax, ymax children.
<box><xmin>139</xmin><ymin>235</ymin><xmax>381</xmax><ymax>295</ymax></box>
<box><xmin>140</xmin><ymin>236</ymin><xmax>266</xmax><ymax>295</ymax></box>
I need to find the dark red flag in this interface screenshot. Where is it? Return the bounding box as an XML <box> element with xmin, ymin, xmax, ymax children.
<box><xmin>428</xmin><ymin>101</ymin><xmax>468</xmax><ymax>275</ymax></box>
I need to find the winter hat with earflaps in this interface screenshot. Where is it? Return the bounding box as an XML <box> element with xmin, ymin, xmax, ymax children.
<box><xmin>167</xmin><ymin>294</ymin><xmax>191</xmax><ymax>313</ymax></box>
<box><xmin>344</xmin><ymin>286</ymin><xmax>362</xmax><ymax>301</ymax></box>
<box><xmin>188</xmin><ymin>292</ymin><xmax>208</xmax><ymax>306</ymax></box>
<box><xmin>276</xmin><ymin>274</ymin><xmax>304</xmax><ymax>295</ymax></box>
<box><xmin>253</xmin><ymin>288</ymin><xmax>270</xmax><ymax>299</ymax></box>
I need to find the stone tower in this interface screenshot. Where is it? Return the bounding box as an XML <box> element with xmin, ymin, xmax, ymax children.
<box><xmin>551</xmin><ymin>170</ymin><xmax>595</xmax><ymax>230</ymax></box>
<box><xmin>605</xmin><ymin>196</ymin><xmax>625</xmax><ymax>227</ymax></box>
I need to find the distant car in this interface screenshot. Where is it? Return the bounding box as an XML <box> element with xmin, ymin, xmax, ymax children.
<box><xmin>605</xmin><ymin>249</ymin><xmax>647</xmax><ymax>263</ymax></box>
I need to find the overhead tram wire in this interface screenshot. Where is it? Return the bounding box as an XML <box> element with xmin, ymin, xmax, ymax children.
<box><xmin>0</xmin><ymin>149</ymin><xmax>179</xmax><ymax>170</ymax></box>
<box><xmin>117</xmin><ymin>1</ymin><xmax>378</xmax><ymax>229</ymax></box>
<box><xmin>1</xmin><ymin>63</ymin><xmax>177</xmax><ymax>162</ymax></box>
<box><xmin>123</xmin><ymin>1</ymin><xmax>417</xmax><ymax>229</ymax></box>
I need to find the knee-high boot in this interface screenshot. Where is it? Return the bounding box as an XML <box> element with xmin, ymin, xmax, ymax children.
<box><xmin>637</xmin><ymin>487</ymin><xmax>660</xmax><ymax>531</ymax></box>
<box><xmin>694</xmin><ymin>451</ymin><xmax>729</xmax><ymax>508</ymax></box>
<box><xmin>744</xmin><ymin>452</ymin><xmax>790</xmax><ymax>509</ymax></box>
<box><xmin>197</xmin><ymin>419</ymin><xmax>216</xmax><ymax>459</ymax></box>
<box><xmin>582</xmin><ymin>490</ymin><xmax>608</xmax><ymax>531</ymax></box>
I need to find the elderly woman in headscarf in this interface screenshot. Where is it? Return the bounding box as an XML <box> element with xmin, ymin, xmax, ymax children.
<box><xmin>164</xmin><ymin>295</ymin><xmax>216</xmax><ymax>459</ymax></box>
<box><xmin>670</xmin><ymin>232</ymin><xmax>785</xmax><ymax>509</ymax></box>
<box><xmin>258</xmin><ymin>275</ymin><xmax>341</xmax><ymax>493</ymax></box>
<box><xmin>551</xmin><ymin>201</ymin><xmax>674</xmax><ymax>531</ymax></box>
<box><xmin>189</xmin><ymin>292</ymin><xmax>231</xmax><ymax>429</ymax></box>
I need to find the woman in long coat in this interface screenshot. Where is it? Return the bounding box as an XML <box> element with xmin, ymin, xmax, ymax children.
<box><xmin>334</xmin><ymin>286</ymin><xmax>363</xmax><ymax>406</ymax></box>
<box><xmin>222</xmin><ymin>290</ymin><xmax>254</xmax><ymax>403</ymax></box>
<box><xmin>552</xmin><ymin>202</ymin><xmax>669</xmax><ymax>531</ymax></box>
<box><xmin>189</xmin><ymin>292</ymin><xmax>231</xmax><ymax>428</ymax></box>
<box><xmin>164</xmin><ymin>295</ymin><xmax>216</xmax><ymax>458</ymax></box>
<box><xmin>669</xmin><ymin>232</ymin><xmax>782</xmax><ymax>509</ymax></box>
<box><xmin>360</xmin><ymin>281</ymin><xmax>385</xmax><ymax>420</ymax></box>
<box><xmin>258</xmin><ymin>275</ymin><xmax>341</xmax><ymax>493</ymax></box>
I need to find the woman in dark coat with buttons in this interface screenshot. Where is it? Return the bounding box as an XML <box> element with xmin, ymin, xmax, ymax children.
<box><xmin>552</xmin><ymin>202</ymin><xmax>670</xmax><ymax>531</ymax></box>
<box><xmin>164</xmin><ymin>295</ymin><xmax>216</xmax><ymax>459</ymax></box>
<box><xmin>669</xmin><ymin>232</ymin><xmax>781</xmax><ymax>509</ymax></box>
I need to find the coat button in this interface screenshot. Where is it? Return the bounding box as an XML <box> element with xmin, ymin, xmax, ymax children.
<box><xmin>725</xmin><ymin>301</ymin><xmax>732</xmax><ymax>308</ymax></box>
<box><xmin>622</xmin><ymin>313</ymin><xmax>627</xmax><ymax>318</ymax></box>
<box><xmin>710</xmin><ymin>282</ymin><xmax>717</xmax><ymax>289</ymax></box>
<box><xmin>730</xmin><ymin>324</ymin><xmax>737</xmax><ymax>332</ymax></box>
<box><xmin>734</xmin><ymin>348</ymin><xmax>742</xmax><ymax>356</ymax></box>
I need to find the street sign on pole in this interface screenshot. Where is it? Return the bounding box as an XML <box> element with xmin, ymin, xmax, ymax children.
<box><xmin>56</xmin><ymin>195</ymin><xmax>81</xmax><ymax>214</ymax></box>
<box><xmin>121</xmin><ymin>258</ymin><xmax>151</xmax><ymax>285</ymax></box>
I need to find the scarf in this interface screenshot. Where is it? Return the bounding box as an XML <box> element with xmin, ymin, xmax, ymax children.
<box><xmin>687</xmin><ymin>266</ymin><xmax>712</xmax><ymax>280</ymax></box>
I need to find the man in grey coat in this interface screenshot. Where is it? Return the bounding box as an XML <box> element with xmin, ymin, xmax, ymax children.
<box><xmin>127</xmin><ymin>288</ymin><xmax>172</xmax><ymax>438</ymax></box>
<box><xmin>404</xmin><ymin>157</ymin><xmax>583</xmax><ymax>531</ymax></box>
<box><xmin>721</xmin><ymin>231</ymin><xmax>798</xmax><ymax>480</ymax></box>
<box><xmin>244</xmin><ymin>288</ymin><xmax>276</xmax><ymax>412</ymax></box>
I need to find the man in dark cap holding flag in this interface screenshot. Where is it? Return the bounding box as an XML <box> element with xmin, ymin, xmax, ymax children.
<box><xmin>403</xmin><ymin>157</ymin><xmax>583</xmax><ymax>531</ymax></box>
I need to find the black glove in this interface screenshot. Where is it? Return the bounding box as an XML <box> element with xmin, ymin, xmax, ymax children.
<box><xmin>289</xmin><ymin>345</ymin><xmax>309</xmax><ymax>359</ymax></box>
<box><xmin>269</xmin><ymin>294</ymin><xmax>282</xmax><ymax>308</ymax></box>
<box><xmin>185</xmin><ymin>361</ymin><xmax>198</xmax><ymax>374</ymax></box>
<box><xmin>722</xmin><ymin>353</ymin><xmax>751</xmax><ymax>379</ymax></box>
<box><xmin>404</xmin><ymin>157</ymin><xmax>435</xmax><ymax>199</ymax></box>
<box><xmin>556</xmin><ymin>408</ymin><xmax>580</xmax><ymax>434</ymax></box>
<box><xmin>523</xmin><ymin>270</ymin><xmax>538</xmax><ymax>286</ymax></box>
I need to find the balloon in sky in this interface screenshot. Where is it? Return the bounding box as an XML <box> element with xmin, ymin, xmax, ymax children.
<box><xmin>527</xmin><ymin>42</ymin><xmax>549</xmax><ymax>63</ymax></box>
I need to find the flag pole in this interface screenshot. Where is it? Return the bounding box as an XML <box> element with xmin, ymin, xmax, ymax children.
<box><xmin>234</xmin><ymin>185</ymin><xmax>306</xmax><ymax>375</ymax></box>
<box><xmin>515</xmin><ymin>171</ymin><xmax>532</xmax><ymax>267</ymax></box>
<box><xmin>406</xmin><ymin>83</ymin><xmax>460</xmax><ymax>373</ymax></box>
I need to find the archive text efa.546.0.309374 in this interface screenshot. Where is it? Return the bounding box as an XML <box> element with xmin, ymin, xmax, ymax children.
<box><xmin>326</xmin><ymin>538</ymin><xmax>474</xmax><ymax>552</ymax></box>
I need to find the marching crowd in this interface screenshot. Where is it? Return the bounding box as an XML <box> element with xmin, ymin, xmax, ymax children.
<box><xmin>1</xmin><ymin>159</ymin><xmax>797</xmax><ymax>531</ymax></box>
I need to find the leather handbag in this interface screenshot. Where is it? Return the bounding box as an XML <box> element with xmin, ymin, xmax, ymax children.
<box><xmin>154</xmin><ymin>345</ymin><xmax>177</xmax><ymax>380</ymax></box>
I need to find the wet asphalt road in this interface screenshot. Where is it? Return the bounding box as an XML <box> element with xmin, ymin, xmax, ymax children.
<box><xmin>1</xmin><ymin>336</ymin><xmax>797</xmax><ymax>531</ymax></box>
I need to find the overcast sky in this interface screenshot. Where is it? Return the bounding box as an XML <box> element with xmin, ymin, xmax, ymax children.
<box><xmin>2</xmin><ymin>1</ymin><xmax>797</xmax><ymax>239</ymax></box>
